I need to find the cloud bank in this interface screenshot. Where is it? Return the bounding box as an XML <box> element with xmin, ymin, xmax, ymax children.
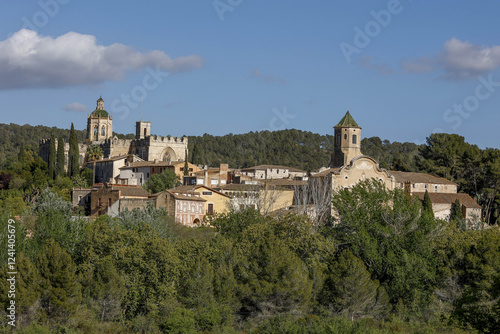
<box><xmin>402</xmin><ymin>38</ymin><xmax>500</xmax><ymax>81</ymax></box>
<box><xmin>0</xmin><ymin>29</ymin><xmax>204</xmax><ymax>90</ymax></box>
<box><xmin>63</xmin><ymin>102</ymin><xmax>88</xmax><ymax>112</ymax></box>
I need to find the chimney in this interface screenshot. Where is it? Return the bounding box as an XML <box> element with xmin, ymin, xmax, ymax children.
<box><xmin>204</xmin><ymin>170</ymin><xmax>209</xmax><ymax>187</ymax></box>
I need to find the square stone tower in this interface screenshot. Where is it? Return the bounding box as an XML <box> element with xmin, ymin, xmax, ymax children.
<box><xmin>136</xmin><ymin>121</ymin><xmax>151</xmax><ymax>139</ymax></box>
<box><xmin>330</xmin><ymin>111</ymin><xmax>362</xmax><ymax>167</ymax></box>
<box><xmin>87</xmin><ymin>97</ymin><xmax>113</xmax><ymax>142</ymax></box>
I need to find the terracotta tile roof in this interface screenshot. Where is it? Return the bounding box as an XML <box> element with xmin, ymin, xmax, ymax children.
<box><xmin>389</xmin><ymin>171</ymin><xmax>456</xmax><ymax>185</ymax></box>
<box><xmin>241</xmin><ymin>165</ymin><xmax>306</xmax><ymax>173</ymax></box>
<box><xmin>92</xmin><ymin>155</ymin><xmax>128</xmax><ymax>163</ymax></box>
<box><xmin>171</xmin><ymin>185</ymin><xmax>230</xmax><ymax>198</ymax></box>
<box><xmin>310</xmin><ymin>168</ymin><xmax>341</xmax><ymax>177</ymax></box>
<box><xmin>217</xmin><ymin>184</ymin><xmax>262</xmax><ymax>191</ymax></box>
<box><xmin>166</xmin><ymin>190</ymin><xmax>206</xmax><ymax>202</ymax></box>
<box><xmin>413</xmin><ymin>192</ymin><xmax>481</xmax><ymax>209</ymax></box>
<box><xmin>92</xmin><ymin>184</ymin><xmax>149</xmax><ymax>197</ymax></box>
<box><xmin>120</xmin><ymin>161</ymin><xmax>153</xmax><ymax>168</ymax></box>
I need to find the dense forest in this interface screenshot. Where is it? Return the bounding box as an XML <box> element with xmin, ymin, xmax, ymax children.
<box><xmin>0</xmin><ymin>122</ymin><xmax>499</xmax><ymax>332</ymax></box>
<box><xmin>1</xmin><ymin>181</ymin><xmax>499</xmax><ymax>333</ymax></box>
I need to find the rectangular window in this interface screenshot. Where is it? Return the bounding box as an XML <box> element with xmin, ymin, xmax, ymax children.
<box><xmin>434</xmin><ymin>185</ymin><xmax>438</xmax><ymax>191</ymax></box>
<box><xmin>352</xmin><ymin>134</ymin><xmax>357</xmax><ymax>144</ymax></box>
<box><xmin>202</xmin><ymin>191</ymin><xmax>213</xmax><ymax>196</ymax></box>
<box><xmin>425</xmin><ymin>184</ymin><xmax>428</xmax><ymax>189</ymax></box>
<box><xmin>108</xmin><ymin>198</ymin><xmax>111</xmax><ymax>207</ymax></box>
<box><xmin>98</xmin><ymin>198</ymin><xmax>102</xmax><ymax>207</ymax></box>
<box><xmin>207</xmin><ymin>203</ymin><xmax>214</xmax><ymax>215</ymax></box>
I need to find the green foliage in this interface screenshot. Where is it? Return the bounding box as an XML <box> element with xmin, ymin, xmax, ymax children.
<box><xmin>184</xmin><ymin>149</ymin><xmax>189</xmax><ymax>176</ymax></box>
<box><xmin>321</xmin><ymin>250</ymin><xmax>390</xmax><ymax>319</ymax></box>
<box><xmin>56</xmin><ymin>136</ymin><xmax>65</xmax><ymax>178</ymax></box>
<box><xmin>48</xmin><ymin>135</ymin><xmax>56</xmax><ymax>179</ymax></box>
<box><xmin>423</xmin><ymin>190</ymin><xmax>434</xmax><ymax>218</ymax></box>
<box><xmin>37</xmin><ymin>239</ymin><xmax>82</xmax><ymax>321</ymax></box>
<box><xmin>329</xmin><ymin>180</ymin><xmax>440</xmax><ymax>313</ymax></box>
<box><xmin>144</xmin><ymin>168</ymin><xmax>180</xmax><ymax>193</ymax></box>
<box><xmin>68</xmin><ymin>123</ymin><xmax>80</xmax><ymax>178</ymax></box>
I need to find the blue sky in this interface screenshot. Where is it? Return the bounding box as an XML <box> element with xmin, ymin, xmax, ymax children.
<box><xmin>0</xmin><ymin>1</ymin><xmax>499</xmax><ymax>149</ymax></box>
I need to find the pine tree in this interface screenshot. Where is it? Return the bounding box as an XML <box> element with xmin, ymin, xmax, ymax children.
<box><xmin>56</xmin><ymin>137</ymin><xmax>65</xmax><ymax>177</ymax></box>
<box><xmin>18</xmin><ymin>143</ymin><xmax>25</xmax><ymax>162</ymax></box>
<box><xmin>423</xmin><ymin>190</ymin><xmax>434</xmax><ymax>218</ymax></box>
<box><xmin>48</xmin><ymin>135</ymin><xmax>56</xmax><ymax>179</ymax></box>
<box><xmin>37</xmin><ymin>239</ymin><xmax>82</xmax><ymax>320</ymax></box>
<box><xmin>68</xmin><ymin>123</ymin><xmax>80</xmax><ymax>177</ymax></box>
<box><xmin>184</xmin><ymin>149</ymin><xmax>189</xmax><ymax>176</ymax></box>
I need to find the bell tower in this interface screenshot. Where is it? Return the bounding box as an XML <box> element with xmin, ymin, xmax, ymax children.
<box><xmin>87</xmin><ymin>96</ymin><xmax>113</xmax><ymax>142</ymax></box>
<box><xmin>330</xmin><ymin>111</ymin><xmax>362</xmax><ymax>167</ymax></box>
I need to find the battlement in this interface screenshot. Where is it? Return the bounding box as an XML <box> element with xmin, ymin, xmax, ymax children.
<box><xmin>147</xmin><ymin>135</ymin><xmax>188</xmax><ymax>144</ymax></box>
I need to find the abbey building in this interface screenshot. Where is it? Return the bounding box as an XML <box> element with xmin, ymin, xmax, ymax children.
<box><xmin>39</xmin><ymin>97</ymin><xmax>188</xmax><ymax>172</ymax></box>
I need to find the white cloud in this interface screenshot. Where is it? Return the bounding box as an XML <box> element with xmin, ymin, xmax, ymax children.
<box><xmin>251</xmin><ymin>69</ymin><xmax>286</xmax><ymax>84</ymax></box>
<box><xmin>0</xmin><ymin>29</ymin><xmax>204</xmax><ymax>90</ymax></box>
<box><xmin>401</xmin><ymin>38</ymin><xmax>500</xmax><ymax>80</ymax></box>
<box><xmin>358</xmin><ymin>55</ymin><xmax>394</xmax><ymax>75</ymax></box>
<box><xmin>63</xmin><ymin>102</ymin><xmax>88</xmax><ymax>112</ymax></box>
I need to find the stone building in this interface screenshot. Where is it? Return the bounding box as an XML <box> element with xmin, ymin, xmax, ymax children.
<box><xmin>153</xmin><ymin>190</ymin><xmax>206</xmax><ymax>226</ymax></box>
<box><xmin>39</xmin><ymin>97</ymin><xmax>188</xmax><ymax>175</ymax></box>
<box><xmin>311</xmin><ymin>110</ymin><xmax>482</xmax><ymax>223</ymax></box>
<box><xmin>90</xmin><ymin>183</ymin><xmax>150</xmax><ymax>217</ymax></box>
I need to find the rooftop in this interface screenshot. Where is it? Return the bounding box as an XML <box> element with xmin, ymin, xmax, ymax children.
<box><xmin>389</xmin><ymin>171</ymin><xmax>457</xmax><ymax>186</ymax></box>
<box><xmin>335</xmin><ymin>111</ymin><xmax>360</xmax><ymax>128</ymax></box>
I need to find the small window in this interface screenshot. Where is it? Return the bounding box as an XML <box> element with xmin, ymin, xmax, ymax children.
<box><xmin>202</xmin><ymin>191</ymin><xmax>213</xmax><ymax>196</ymax></box>
<box><xmin>344</xmin><ymin>134</ymin><xmax>347</xmax><ymax>140</ymax></box>
<box><xmin>98</xmin><ymin>198</ymin><xmax>102</xmax><ymax>207</ymax></box>
<box><xmin>352</xmin><ymin>134</ymin><xmax>357</xmax><ymax>144</ymax></box>
<box><xmin>425</xmin><ymin>184</ymin><xmax>428</xmax><ymax>189</ymax></box>
<box><xmin>108</xmin><ymin>198</ymin><xmax>111</xmax><ymax>207</ymax></box>
<box><xmin>434</xmin><ymin>185</ymin><xmax>438</xmax><ymax>191</ymax></box>
<box><xmin>147</xmin><ymin>173</ymin><xmax>149</xmax><ymax>178</ymax></box>
<box><xmin>207</xmin><ymin>203</ymin><xmax>214</xmax><ymax>215</ymax></box>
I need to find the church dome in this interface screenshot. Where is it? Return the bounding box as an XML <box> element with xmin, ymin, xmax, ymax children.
<box><xmin>90</xmin><ymin>96</ymin><xmax>109</xmax><ymax>118</ymax></box>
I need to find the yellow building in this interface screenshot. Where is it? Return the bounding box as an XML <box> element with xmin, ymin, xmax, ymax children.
<box><xmin>171</xmin><ymin>185</ymin><xmax>231</xmax><ymax>216</ymax></box>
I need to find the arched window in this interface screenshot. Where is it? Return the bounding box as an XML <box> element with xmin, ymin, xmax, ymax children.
<box><xmin>94</xmin><ymin>125</ymin><xmax>98</xmax><ymax>137</ymax></box>
<box><xmin>344</xmin><ymin>134</ymin><xmax>347</xmax><ymax>140</ymax></box>
<box><xmin>352</xmin><ymin>134</ymin><xmax>357</xmax><ymax>144</ymax></box>
<box><xmin>101</xmin><ymin>126</ymin><xmax>105</xmax><ymax>136</ymax></box>
<box><xmin>144</xmin><ymin>128</ymin><xmax>147</xmax><ymax>137</ymax></box>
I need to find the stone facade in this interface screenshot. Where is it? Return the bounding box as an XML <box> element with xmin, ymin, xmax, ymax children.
<box><xmin>312</xmin><ymin>110</ymin><xmax>482</xmax><ymax>224</ymax></box>
<box><xmin>154</xmin><ymin>190</ymin><xmax>206</xmax><ymax>226</ymax></box>
<box><xmin>39</xmin><ymin>97</ymin><xmax>188</xmax><ymax>178</ymax></box>
<box><xmin>90</xmin><ymin>183</ymin><xmax>149</xmax><ymax>217</ymax></box>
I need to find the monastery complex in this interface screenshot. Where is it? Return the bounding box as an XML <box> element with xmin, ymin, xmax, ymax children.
<box><xmin>40</xmin><ymin>97</ymin><xmax>481</xmax><ymax>227</ymax></box>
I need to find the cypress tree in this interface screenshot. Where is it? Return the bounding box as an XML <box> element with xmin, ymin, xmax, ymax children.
<box><xmin>184</xmin><ymin>149</ymin><xmax>189</xmax><ymax>176</ymax></box>
<box><xmin>191</xmin><ymin>143</ymin><xmax>201</xmax><ymax>165</ymax></box>
<box><xmin>48</xmin><ymin>135</ymin><xmax>56</xmax><ymax>179</ymax></box>
<box><xmin>423</xmin><ymin>190</ymin><xmax>434</xmax><ymax>218</ymax></box>
<box><xmin>56</xmin><ymin>137</ymin><xmax>65</xmax><ymax>178</ymax></box>
<box><xmin>451</xmin><ymin>199</ymin><xmax>462</xmax><ymax>222</ymax></box>
<box><xmin>68</xmin><ymin>123</ymin><xmax>80</xmax><ymax>177</ymax></box>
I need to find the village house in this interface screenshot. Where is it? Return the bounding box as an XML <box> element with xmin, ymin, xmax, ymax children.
<box><xmin>152</xmin><ymin>190</ymin><xmax>206</xmax><ymax>226</ymax></box>
<box><xmin>89</xmin><ymin>183</ymin><xmax>151</xmax><ymax>217</ymax></box>
<box><xmin>171</xmin><ymin>185</ymin><xmax>231</xmax><ymax>215</ymax></box>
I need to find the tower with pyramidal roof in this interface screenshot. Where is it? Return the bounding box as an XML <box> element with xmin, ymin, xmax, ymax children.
<box><xmin>330</xmin><ymin>111</ymin><xmax>362</xmax><ymax>167</ymax></box>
